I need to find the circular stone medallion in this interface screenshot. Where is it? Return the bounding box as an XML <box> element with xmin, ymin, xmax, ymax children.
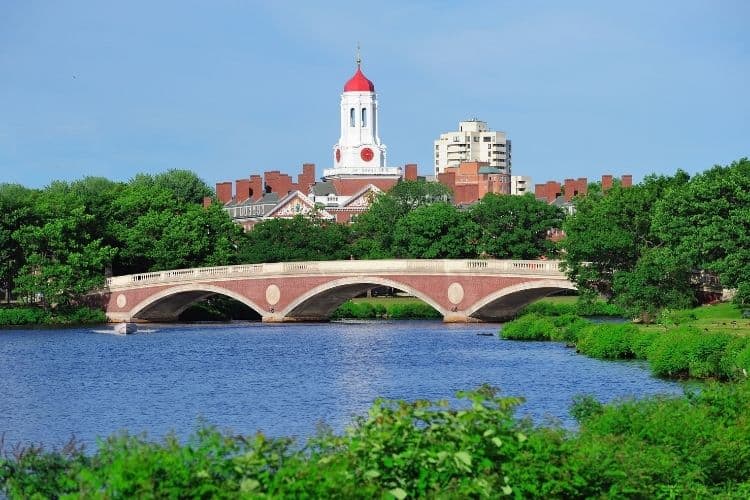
<box><xmin>116</xmin><ymin>294</ymin><xmax>127</xmax><ymax>308</ymax></box>
<box><xmin>265</xmin><ymin>284</ymin><xmax>281</xmax><ymax>305</ymax></box>
<box><xmin>447</xmin><ymin>282</ymin><xmax>464</xmax><ymax>305</ymax></box>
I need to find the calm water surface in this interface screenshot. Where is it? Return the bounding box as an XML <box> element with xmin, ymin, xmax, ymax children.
<box><xmin>0</xmin><ymin>321</ymin><xmax>683</xmax><ymax>447</ymax></box>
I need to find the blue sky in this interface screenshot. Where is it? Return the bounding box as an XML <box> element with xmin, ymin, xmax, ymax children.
<box><xmin>1</xmin><ymin>0</ymin><xmax>747</xmax><ymax>189</ymax></box>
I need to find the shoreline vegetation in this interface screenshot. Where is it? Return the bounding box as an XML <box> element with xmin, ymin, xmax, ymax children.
<box><xmin>0</xmin><ymin>305</ymin><xmax>105</xmax><ymax>328</ymax></box>
<box><xmin>2</xmin><ymin>382</ymin><xmax>750</xmax><ymax>498</ymax></box>
<box><xmin>500</xmin><ymin>301</ymin><xmax>750</xmax><ymax>381</ymax></box>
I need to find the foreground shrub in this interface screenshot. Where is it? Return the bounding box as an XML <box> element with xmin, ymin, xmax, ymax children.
<box><xmin>4</xmin><ymin>383</ymin><xmax>750</xmax><ymax>498</ymax></box>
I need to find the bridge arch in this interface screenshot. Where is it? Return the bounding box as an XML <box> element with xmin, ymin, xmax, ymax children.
<box><xmin>279</xmin><ymin>276</ymin><xmax>448</xmax><ymax>321</ymax></box>
<box><xmin>465</xmin><ymin>279</ymin><xmax>577</xmax><ymax>322</ymax></box>
<box><xmin>129</xmin><ymin>283</ymin><xmax>266</xmax><ymax>322</ymax></box>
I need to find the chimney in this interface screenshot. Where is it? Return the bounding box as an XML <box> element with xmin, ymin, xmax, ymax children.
<box><xmin>404</xmin><ymin>163</ymin><xmax>418</xmax><ymax>181</ymax></box>
<box><xmin>621</xmin><ymin>174</ymin><xmax>633</xmax><ymax>188</ymax></box>
<box><xmin>602</xmin><ymin>175</ymin><xmax>613</xmax><ymax>192</ymax></box>
<box><xmin>235</xmin><ymin>179</ymin><xmax>251</xmax><ymax>203</ymax></box>
<box><xmin>564</xmin><ymin>178</ymin><xmax>576</xmax><ymax>202</ymax></box>
<box><xmin>216</xmin><ymin>182</ymin><xmax>233</xmax><ymax>204</ymax></box>
<box><xmin>249</xmin><ymin>175</ymin><xmax>263</xmax><ymax>201</ymax></box>
<box><xmin>577</xmin><ymin>177</ymin><xmax>588</xmax><ymax>197</ymax></box>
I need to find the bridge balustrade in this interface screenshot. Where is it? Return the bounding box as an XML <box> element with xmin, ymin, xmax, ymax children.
<box><xmin>106</xmin><ymin>259</ymin><xmax>566</xmax><ymax>290</ymax></box>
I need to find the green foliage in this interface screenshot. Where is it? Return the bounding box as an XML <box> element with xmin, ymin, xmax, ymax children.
<box><xmin>392</xmin><ymin>203</ymin><xmax>479</xmax><ymax>259</ymax></box>
<box><xmin>520</xmin><ymin>298</ymin><xmax>622</xmax><ymax>317</ymax></box>
<box><xmin>386</xmin><ymin>302</ymin><xmax>441</xmax><ymax>319</ymax></box>
<box><xmin>331</xmin><ymin>301</ymin><xmax>387</xmax><ymax>319</ymax></box>
<box><xmin>238</xmin><ymin>215</ymin><xmax>352</xmax><ymax>264</ymax></box>
<box><xmin>350</xmin><ymin>180</ymin><xmax>452</xmax><ymax>259</ymax></box>
<box><xmin>561</xmin><ymin>171</ymin><xmax>689</xmax><ymax>300</ymax></box>
<box><xmin>646</xmin><ymin>327</ymin><xmax>739</xmax><ymax>379</ymax></box>
<box><xmin>5</xmin><ymin>383</ymin><xmax>750</xmax><ymax>498</ymax></box>
<box><xmin>653</xmin><ymin>158</ymin><xmax>750</xmax><ymax>306</ymax></box>
<box><xmin>0</xmin><ymin>306</ymin><xmax>105</xmax><ymax>326</ymax></box>
<box><xmin>470</xmin><ymin>193</ymin><xmax>564</xmax><ymax>259</ymax></box>
<box><xmin>613</xmin><ymin>247</ymin><xmax>696</xmax><ymax>323</ymax></box>
<box><xmin>575</xmin><ymin>323</ymin><xmax>642</xmax><ymax>359</ymax></box>
<box><xmin>331</xmin><ymin>300</ymin><xmax>439</xmax><ymax>320</ymax></box>
<box><xmin>500</xmin><ymin>313</ymin><xmax>557</xmax><ymax>340</ymax></box>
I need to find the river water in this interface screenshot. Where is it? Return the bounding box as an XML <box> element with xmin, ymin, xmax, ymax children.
<box><xmin>0</xmin><ymin>321</ymin><xmax>683</xmax><ymax>448</ymax></box>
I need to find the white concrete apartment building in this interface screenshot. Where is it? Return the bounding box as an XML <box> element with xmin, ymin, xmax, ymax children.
<box><xmin>433</xmin><ymin>119</ymin><xmax>511</xmax><ymax>174</ymax></box>
<box><xmin>510</xmin><ymin>175</ymin><xmax>532</xmax><ymax>195</ymax></box>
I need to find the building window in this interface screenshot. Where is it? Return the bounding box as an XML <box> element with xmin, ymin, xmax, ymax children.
<box><xmin>350</xmin><ymin>108</ymin><xmax>355</xmax><ymax>127</ymax></box>
<box><xmin>361</xmin><ymin>108</ymin><xmax>367</xmax><ymax>127</ymax></box>
<box><xmin>483</xmin><ymin>136</ymin><xmax>491</xmax><ymax>142</ymax></box>
<box><xmin>473</xmin><ymin>136</ymin><xmax>479</xmax><ymax>142</ymax></box>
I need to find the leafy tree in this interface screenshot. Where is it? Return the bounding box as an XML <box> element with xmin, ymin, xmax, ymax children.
<box><xmin>109</xmin><ymin>172</ymin><xmax>218</xmax><ymax>274</ymax></box>
<box><xmin>653</xmin><ymin>158</ymin><xmax>750</xmax><ymax>306</ymax></box>
<box><xmin>350</xmin><ymin>195</ymin><xmax>401</xmax><ymax>258</ymax></box>
<box><xmin>13</xmin><ymin>204</ymin><xmax>114</xmax><ymax>310</ymax></box>
<box><xmin>350</xmin><ymin>180</ymin><xmax>453</xmax><ymax>259</ymax></box>
<box><xmin>0</xmin><ymin>184</ymin><xmax>39</xmax><ymax>302</ymax></box>
<box><xmin>561</xmin><ymin>172</ymin><xmax>689</xmax><ymax>300</ymax></box>
<box><xmin>612</xmin><ymin>247</ymin><xmax>696</xmax><ymax>322</ymax></box>
<box><xmin>387</xmin><ymin>179</ymin><xmax>452</xmax><ymax>213</ymax></box>
<box><xmin>469</xmin><ymin>193</ymin><xmax>564</xmax><ymax>259</ymax></box>
<box><xmin>153</xmin><ymin>169</ymin><xmax>214</xmax><ymax>205</ymax></box>
<box><xmin>121</xmin><ymin>203</ymin><xmax>243</xmax><ymax>271</ymax></box>
<box><xmin>392</xmin><ymin>203</ymin><xmax>479</xmax><ymax>258</ymax></box>
<box><xmin>238</xmin><ymin>215</ymin><xmax>352</xmax><ymax>263</ymax></box>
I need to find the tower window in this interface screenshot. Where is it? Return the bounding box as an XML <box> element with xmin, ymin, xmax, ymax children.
<box><xmin>361</xmin><ymin>108</ymin><xmax>367</xmax><ymax>127</ymax></box>
<box><xmin>350</xmin><ymin>108</ymin><xmax>355</xmax><ymax>127</ymax></box>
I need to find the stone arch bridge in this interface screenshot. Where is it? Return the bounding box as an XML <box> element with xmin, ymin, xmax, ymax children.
<box><xmin>105</xmin><ymin>259</ymin><xmax>575</xmax><ymax>323</ymax></box>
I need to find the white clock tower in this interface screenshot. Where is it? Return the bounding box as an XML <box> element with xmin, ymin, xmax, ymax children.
<box><xmin>324</xmin><ymin>53</ymin><xmax>400</xmax><ymax>178</ymax></box>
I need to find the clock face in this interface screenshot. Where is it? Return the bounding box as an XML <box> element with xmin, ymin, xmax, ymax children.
<box><xmin>360</xmin><ymin>147</ymin><xmax>374</xmax><ymax>162</ymax></box>
<box><xmin>335</xmin><ymin>148</ymin><xmax>341</xmax><ymax>163</ymax></box>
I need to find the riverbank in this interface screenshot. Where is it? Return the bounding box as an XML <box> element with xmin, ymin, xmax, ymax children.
<box><xmin>0</xmin><ymin>306</ymin><xmax>106</xmax><ymax>328</ymax></box>
<box><xmin>2</xmin><ymin>381</ymin><xmax>749</xmax><ymax>498</ymax></box>
<box><xmin>500</xmin><ymin>302</ymin><xmax>750</xmax><ymax>381</ymax></box>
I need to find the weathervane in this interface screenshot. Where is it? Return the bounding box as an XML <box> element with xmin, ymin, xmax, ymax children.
<box><xmin>356</xmin><ymin>42</ymin><xmax>361</xmax><ymax>68</ymax></box>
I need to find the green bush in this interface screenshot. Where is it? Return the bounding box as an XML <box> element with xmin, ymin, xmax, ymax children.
<box><xmin>500</xmin><ymin>313</ymin><xmax>556</xmax><ymax>340</ymax></box>
<box><xmin>550</xmin><ymin>314</ymin><xmax>590</xmax><ymax>342</ymax></box>
<box><xmin>575</xmin><ymin>323</ymin><xmax>642</xmax><ymax>359</ymax></box>
<box><xmin>0</xmin><ymin>307</ymin><xmax>47</xmax><ymax>326</ymax></box>
<box><xmin>0</xmin><ymin>306</ymin><xmax>105</xmax><ymax>327</ymax></box>
<box><xmin>387</xmin><ymin>302</ymin><xmax>440</xmax><ymax>319</ymax></box>
<box><xmin>332</xmin><ymin>301</ymin><xmax>439</xmax><ymax>320</ymax></box>
<box><xmin>519</xmin><ymin>300</ymin><xmax>623</xmax><ymax>318</ymax></box>
<box><xmin>646</xmin><ymin>327</ymin><xmax>737</xmax><ymax>380</ymax></box>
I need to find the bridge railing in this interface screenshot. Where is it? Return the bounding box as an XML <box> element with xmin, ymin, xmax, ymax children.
<box><xmin>106</xmin><ymin>259</ymin><xmax>566</xmax><ymax>289</ymax></box>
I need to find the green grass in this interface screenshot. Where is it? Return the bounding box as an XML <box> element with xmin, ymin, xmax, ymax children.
<box><xmin>349</xmin><ymin>296</ymin><xmax>428</xmax><ymax>307</ymax></box>
<box><xmin>639</xmin><ymin>303</ymin><xmax>750</xmax><ymax>337</ymax></box>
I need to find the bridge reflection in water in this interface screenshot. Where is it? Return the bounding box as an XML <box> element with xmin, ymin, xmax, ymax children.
<box><xmin>104</xmin><ymin>259</ymin><xmax>576</xmax><ymax>323</ymax></box>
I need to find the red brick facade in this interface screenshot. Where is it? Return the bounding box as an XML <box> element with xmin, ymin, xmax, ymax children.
<box><xmin>437</xmin><ymin>161</ymin><xmax>510</xmax><ymax>205</ymax></box>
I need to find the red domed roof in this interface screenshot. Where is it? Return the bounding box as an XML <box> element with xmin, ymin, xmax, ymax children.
<box><xmin>344</xmin><ymin>67</ymin><xmax>375</xmax><ymax>92</ymax></box>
